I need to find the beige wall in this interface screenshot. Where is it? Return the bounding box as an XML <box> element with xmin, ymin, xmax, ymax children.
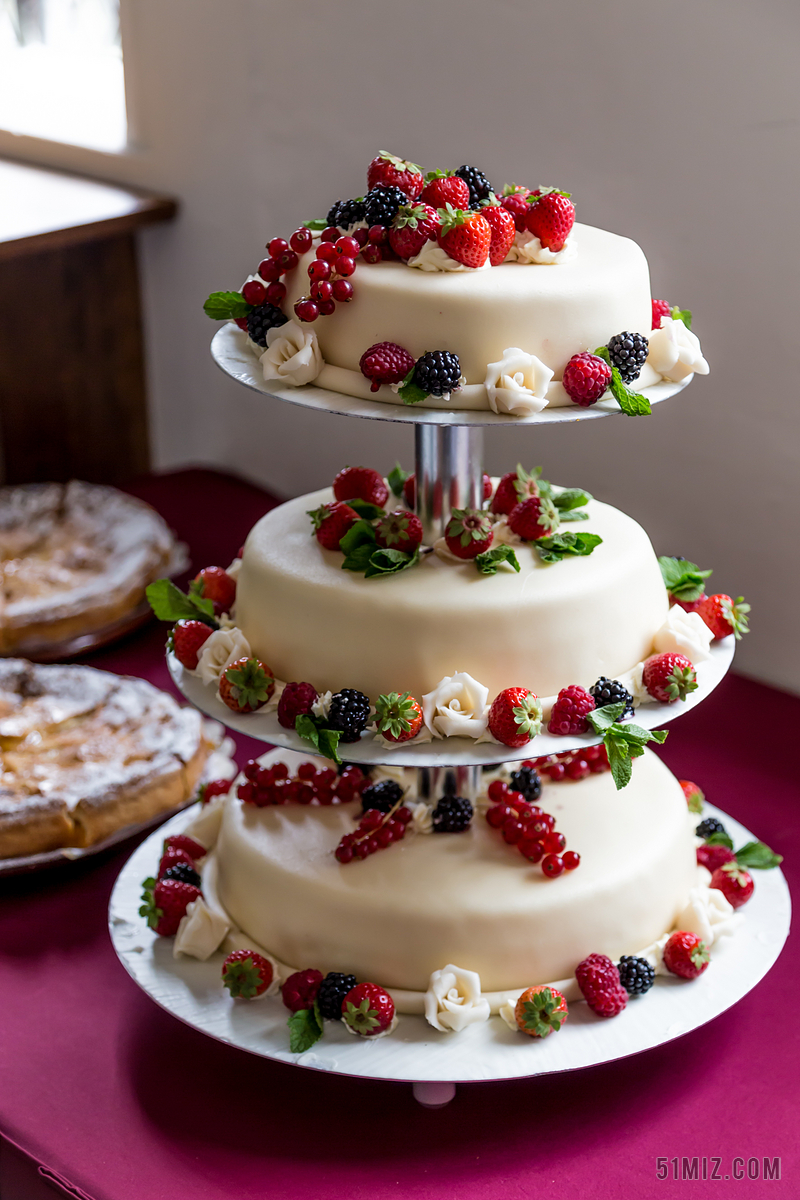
<box><xmin>2</xmin><ymin>0</ymin><xmax>799</xmax><ymax>690</ymax></box>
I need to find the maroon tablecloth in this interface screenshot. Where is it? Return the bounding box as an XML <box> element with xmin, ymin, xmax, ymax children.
<box><xmin>0</xmin><ymin>469</ymin><xmax>796</xmax><ymax>1199</ymax></box>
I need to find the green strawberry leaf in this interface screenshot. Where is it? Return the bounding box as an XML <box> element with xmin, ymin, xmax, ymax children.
<box><xmin>735</xmin><ymin>841</ymin><xmax>783</xmax><ymax>870</ymax></box>
<box><xmin>288</xmin><ymin>1006</ymin><xmax>324</xmax><ymax>1053</ymax></box>
<box><xmin>658</xmin><ymin>555</ymin><xmax>713</xmax><ymax>601</ymax></box>
<box><xmin>474</xmin><ymin>546</ymin><xmax>521</xmax><ymax>575</ymax></box>
<box><xmin>387</xmin><ymin>463</ymin><xmax>410</xmax><ymax>497</ymax></box>
<box><xmin>553</xmin><ymin>487</ymin><xmax>592</xmax><ymax>512</ymax></box>
<box><xmin>594</xmin><ymin>346</ymin><xmax>651</xmax><ymax>416</ymax></box>
<box><xmin>671</xmin><ymin>306</ymin><xmax>692</xmax><ymax>329</ymax></box>
<box><xmin>203</xmin><ymin>290</ymin><xmax>251</xmax><ymax>320</ymax></box>
<box><xmin>146</xmin><ymin>578</ymin><xmax>217</xmax><ymax>625</ymax></box>
<box><xmin>347</xmin><ymin>498</ymin><xmax>385</xmax><ymax>520</ymax></box>
<box><xmin>535</xmin><ymin>532</ymin><xmax>603</xmax><ymax>564</ymax></box>
<box><xmin>364</xmin><ymin>546</ymin><xmax>419</xmax><ymax>578</ymax></box>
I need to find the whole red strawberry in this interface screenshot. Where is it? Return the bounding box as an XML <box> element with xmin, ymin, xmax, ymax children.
<box><xmin>562</xmin><ymin>353</ymin><xmax>612</xmax><ymax>407</ymax></box>
<box><xmin>491</xmin><ymin>465</ymin><xmax>540</xmax><ymax>515</ymax></box>
<box><xmin>508</xmin><ymin>495</ymin><xmax>559</xmax><ymax>541</ymax></box>
<box><xmin>663</xmin><ymin>931</ymin><xmax>710</xmax><ymax>979</ymax></box>
<box><xmin>277</xmin><ymin>681</ymin><xmax>319</xmax><ymax>729</ymax></box>
<box><xmin>172</xmin><ymin>619</ymin><xmax>213</xmax><ymax>670</ymax></box>
<box><xmin>281</xmin><ymin>968</ymin><xmax>324</xmax><ymax>1012</ymax></box>
<box><xmin>548</xmin><ymin>685</ymin><xmax>595</xmax><ymax>735</ymax></box>
<box><xmin>139</xmin><ymin>875</ymin><xmax>201</xmax><ymax>937</ymax></box>
<box><xmin>164</xmin><ymin>834</ymin><xmax>207</xmax><ymax>861</ymax></box>
<box><xmin>367</xmin><ymin>152</ymin><xmax>423</xmax><ymax>200</ymax></box>
<box><xmin>222</xmin><ymin>949</ymin><xmax>274</xmax><ymax>998</ymax></box>
<box><xmin>642</xmin><ymin>652</ymin><xmax>698</xmax><ymax>703</ymax></box>
<box><xmin>575</xmin><ymin>953</ymin><xmax>628</xmax><ymax>1017</ymax></box>
<box><xmin>525</xmin><ymin>191</ymin><xmax>575</xmax><ymax>252</ymax></box>
<box><xmin>420</xmin><ymin>171</ymin><xmax>471</xmax><ymax>211</ymax></box>
<box><xmin>480</xmin><ymin>201</ymin><xmax>516</xmax><ymax>265</ymax></box>
<box><xmin>308</xmin><ymin>501</ymin><xmax>359</xmax><ymax>550</ymax></box>
<box><xmin>515</xmin><ymin>985</ymin><xmax>568</xmax><ymax>1037</ymax></box>
<box><xmin>437</xmin><ymin>206</ymin><xmax>491</xmax><ymax>268</ymax></box>
<box><xmin>652</xmin><ymin>298</ymin><xmax>671</xmax><ymax>329</ymax></box>
<box><xmin>332</xmin><ymin>466</ymin><xmax>389</xmax><ymax>508</ymax></box>
<box><xmin>374</xmin><ymin>691</ymin><xmax>424</xmax><ymax>743</ymax></box>
<box><xmin>488</xmin><ymin>687</ymin><xmax>542</xmax><ymax>748</ymax></box>
<box><xmin>499</xmin><ymin>186</ymin><xmax>531</xmax><ymax>231</ymax></box>
<box><xmin>680</xmin><ymin>779</ymin><xmax>705</xmax><ymax>813</ymax></box>
<box><xmin>444</xmin><ymin>508</ymin><xmax>494</xmax><ymax>559</ymax></box>
<box><xmin>375</xmin><ymin>509</ymin><xmax>423</xmax><ymax>555</ymax></box>
<box><xmin>697</xmin><ymin>842</ymin><xmax>736</xmax><ymax>873</ymax></box>
<box><xmin>359</xmin><ymin>342</ymin><xmax>416</xmax><ymax>392</ymax></box>
<box><xmin>710</xmin><ymin>863</ymin><xmax>754</xmax><ymax>909</ymax></box>
<box><xmin>342</xmin><ymin>982</ymin><xmax>395</xmax><ymax>1037</ymax></box>
<box><xmin>696</xmin><ymin>593</ymin><xmax>750</xmax><ymax>640</ymax></box>
<box><xmin>218</xmin><ymin>656</ymin><xmax>275</xmax><ymax>713</ymax></box>
<box><xmin>193</xmin><ymin>566</ymin><xmax>236</xmax><ymax>616</ymax></box>
<box><xmin>158</xmin><ymin>846</ymin><xmax>195</xmax><ymax>878</ymax></box>
<box><xmin>389</xmin><ymin>202</ymin><xmax>440</xmax><ymax>259</ymax></box>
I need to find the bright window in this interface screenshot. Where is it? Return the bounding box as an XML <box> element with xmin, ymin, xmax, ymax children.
<box><xmin>0</xmin><ymin>0</ymin><xmax>127</xmax><ymax>152</ymax></box>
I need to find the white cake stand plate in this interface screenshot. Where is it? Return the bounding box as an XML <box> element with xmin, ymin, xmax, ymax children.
<box><xmin>109</xmin><ymin>802</ymin><xmax>789</xmax><ymax>1107</ymax></box>
<box><xmin>167</xmin><ymin>637</ymin><xmax>735</xmax><ymax>767</ymax></box>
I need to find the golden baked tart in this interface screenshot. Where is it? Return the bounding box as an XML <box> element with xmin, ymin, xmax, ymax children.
<box><xmin>0</xmin><ymin>481</ymin><xmax>179</xmax><ymax>657</ymax></box>
<box><xmin>0</xmin><ymin>660</ymin><xmax>209</xmax><ymax>858</ymax></box>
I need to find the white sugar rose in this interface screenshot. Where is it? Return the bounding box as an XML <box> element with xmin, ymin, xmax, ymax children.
<box><xmin>425</xmin><ymin>964</ymin><xmax>491</xmax><ymax>1032</ymax></box>
<box><xmin>647</xmin><ymin>317</ymin><xmax>709</xmax><ymax>382</ymax></box>
<box><xmin>675</xmin><ymin>885</ymin><xmax>743</xmax><ymax>947</ymax></box>
<box><xmin>422</xmin><ymin>672</ymin><xmax>490</xmax><ymax>739</ymax></box>
<box><xmin>196</xmin><ymin>626</ymin><xmax>251</xmax><ymax>685</ymax></box>
<box><xmin>484</xmin><ymin>348</ymin><xmax>553</xmax><ymax>416</ymax></box>
<box><xmin>654</xmin><ymin>606</ymin><xmax>713</xmax><ymax>664</ymax></box>
<box><xmin>505</xmin><ymin>229</ymin><xmax>576</xmax><ymax>265</ymax></box>
<box><xmin>261</xmin><ymin>320</ymin><xmax>323</xmax><ymax>386</ymax></box>
<box><xmin>173</xmin><ymin>898</ymin><xmax>229</xmax><ymax>961</ymax></box>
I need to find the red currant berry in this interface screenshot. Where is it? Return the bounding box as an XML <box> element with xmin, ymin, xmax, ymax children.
<box><xmin>542</xmin><ymin>853</ymin><xmax>565</xmax><ymax>878</ymax></box>
<box><xmin>234</xmin><ymin>316</ymin><xmax>249</xmax><ymax>330</ymax></box>
<box><xmin>589</xmin><ymin>757</ymin><xmax>607</xmax><ymax>774</ymax></box>
<box><xmin>294</xmin><ymin>298</ymin><xmax>319</xmax><ymax>322</ymax></box>
<box><xmin>487</xmin><ymin>780</ymin><xmax>509</xmax><ymax>802</ymax></box>
<box><xmin>368</xmin><ymin>224</ymin><xmax>388</xmax><ymax>244</ymax></box>
<box><xmin>543</xmin><ymin>831</ymin><xmax>566</xmax><ymax>854</ymax></box>
<box><xmin>544</xmin><ymin>762</ymin><xmax>566</xmax><ymax>782</ymax></box>
<box><xmin>321</xmin><ymin>226</ymin><xmax>340</xmax><ymax>242</ymax></box>
<box><xmin>486</xmin><ymin>805</ymin><xmax>507</xmax><ymax>829</ymax></box>
<box><xmin>396</xmin><ymin>806</ymin><xmax>413</xmax><ymax>824</ymax></box>
<box><xmin>353</xmin><ymin>227</ymin><xmax>369</xmax><ymax>247</ymax></box>
<box><xmin>272</xmin><ymin>762</ymin><xmax>289</xmax><ymax>781</ymax></box>
<box><xmin>540</xmin><ymin>813</ymin><xmax>556</xmax><ymax>831</ymax></box>
<box><xmin>502</xmin><ymin>820</ymin><xmax>525</xmax><ymax>845</ymax></box>
<box><xmin>317</xmin><ymin>768</ymin><xmax>337</xmax><ymax>788</ymax></box>
<box><xmin>297</xmin><ymin>762</ymin><xmax>316</xmax><ymax>780</ymax></box>
<box><xmin>361</xmin><ymin>244</ymin><xmax>382</xmax><ymax>264</ymax></box>
<box><xmin>310</xmin><ymin>280</ymin><xmax>333</xmax><ymax>302</ymax></box>
<box><xmin>290</xmin><ymin>227</ymin><xmax>313</xmax><ymax>254</ymax></box>
<box><xmin>316</xmin><ymin>789</ymin><xmax>335</xmax><ymax>806</ymax></box>
<box><xmin>268</xmin><ymin>237</ymin><xmax>289</xmax><ymax>259</ymax></box>
<box><xmin>360</xmin><ymin>809</ymin><xmax>383</xmax><ymax>831</ymax></box>
<box><xmin>353</xmin><ymin>841</ymin><xmax>370</xmax><ymax>859</ymax></box>
<box><xmin>308</xmin><ymin>258</ymin><xmax>332</xmax><ymax>282</ymax></box>
<box><xmin>562</xmin><ymin>851</ymin><xmax>581</xmax><ymax>870</ymax></box>
<box><xmin>519</xmin><ymin>837</ymin><xmax>545</xmax><ymax>863</ymax></box>
<box><xmin>335</xmin><ymin>843</ymin><xmax>353</xmax><ymax>863</ymax></box>
<box><xmin>318</xmin><ymin>299</ymin><xmax>336</xmax><ymax>316</ymax></box>
<box><xmin>237</xmin><ymin>781</ymin><xmax>256</xmax><ymax>803</ymax></box>
<box><xmin>376</xmin><ymin>826</ymin><xmax>393</xmax><ymax>848</ymax></box>
<box><xmin>521</xmin><ymin>760</ymin><xmax>536</xmax><ymax>769</ymax></box>
<box><xmin>335</xmin><ymin>236</ymin><xmax>360</xmax><ymax>258</ymax></box>
<box><xmin>331</xmin><ymin>279</ymin><xmax>353</xmax><ymax>302</ymax></box>
<box><xmin>243</xmin><ymin>759</ymin><xmax>261</xmax><ymax>782</ymax></box>
<box><xmin>316</xmin><ymin>242</ymin><xmax>337</xmax><ymax>263</ymax></box>
<box><xmin>242</xmin><ymin>279</ymin><xmax>266</xmax><ymax>306</ymax></box>
<box><xmin>565</xmin><ymin>758</ymin><xmax>590</xmax><ymax>781</ymax></box>
<box><xmin>277</xmin><ymin>250</ymin><xmax>298</xmax><ymax>273</ymax></box>
<box><xmin>258</xmin><ymin>258</ymin><xmax>282</xmax><ymax>283</ymax></box>
<box><xmin>506</xmin><ymin>790</ymin><xmax>525</xmax><ymax>807</ymax></box>
<box><xmin>334</xmin><ymin>255</ymin><xmax>356</xmax><ymax>277</ymax></box>
<box><xmin>264</xmin><ymin>282</ymin><xmax>286</xmax><ymax>305</ymax></box>
<box><xmin>296</xmin><ymin>782</ymin><xmax>315</xmax><ymax>804</ymax></box>
<box><xmin>366</xmin><ymin>836</ymin><xmax>379</xmax><ymax>855</ymax></box>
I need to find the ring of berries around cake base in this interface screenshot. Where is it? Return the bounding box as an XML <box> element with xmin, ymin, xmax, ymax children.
<box><xmin>235</xmin><ymin>486</ymin><xmax>668</xmax><ymax>703</ymax></box>
<box><xmin>204</xmin><ymin>748</ymin><xmax>696</xmax><ymax>994</ymax></box>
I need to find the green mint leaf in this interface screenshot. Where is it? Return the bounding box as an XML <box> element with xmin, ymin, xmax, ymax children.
<box><xmin>364</xmin><ymin>546</ymin><xmax>419</xmax><ymax>578</ymax></box>
<box><xmin>705</xmin><ymin>831</ymin><xmax>734</xmax><ymax>850</ymax></box>
<box><xmin>474</xmin><ymin>546</ymin><xmax>521</xmax><ymax>576</ymax></box>
<box><xmin>203</xmin><ymin>290</ymin><xmax>250</xmax><ymax>320</ymax></box>
<box><xmin>398</xmin><ymin>380</ymin><xmax>430</xmax><ymax>405</ymax></box>
<box><xmin>146</xmin><ymin>579</ymin><xmax>217</xmax><ymax>625</ymax></box>
<box><xmin>387</xmin><ymin>463</ymin><xmax>410</xmax><ymax>497</ymax></box>
<box><xmin>347</xmin><ymin>498</ymin><xmax>385</xmax><ymax>520</ymax></box>
<box><xmin>535</xmin><ymin>532</ymin><xmax>603</xmax><ymax>564</ymax></box>
<box><xmin>553</xmin><ymin>488</ymin><xmax>592</xmax><ymax>512</ymax></box>
<box><xmin>592</xmin><ymin>718</ymin><xmax>669</xmax><ymax>789</ymax></box>
<box><xmin>341</xmin><ymin>543</ymin><xmax>376</xmax><ymax>573</ymax></box>
<box><xmin>671</xmin><ymin>306</ymin><xmax>692</xmax><ymax>329</ymax></box>
<box><xmin>606</xmin><ymin>737</ymin><xmax>632</xmax><ymax>790</ymax></box>
<box><xmin>338</xmin><ymin>519</ymin><xmax>377</xmax><ymax>556</ymax></box>
<box><xmin>559</xmin><ymin>509</ymin><xmax>590</xmax><ymax>522</ymax></box>
<box><xmin>594</xmin><ymin>347</ymin><xmax>651</xmax><ymax>416</ymax></box>
<box><xmin>294</xmin><ymin>714</ymin><xmax>342</xmax><ymax>764</ymax></box>
<box><xmin>295</xmin><ymin>714</ymin><xmax>321</xmax><ymax>752</ymax></box>
<box><xmin>304</xmin><ymin>218</ymin><xmax>328</xmax><ymax>230</ymax></box>
<box><xmin>316</xmin><ymin>728</ymin><xmax>343</xmax><ymax>765</ymax></box>
<box><xmin>288</xmin><ymin>1007</ymin><xmax>324</xmax><ymax>1053</ymax></box>
<box><xmin>658</xmin><ymin>555</ymin><xmax>713</xmax><ymax>602</ymax></box>
<box><xmin>587</xmin><ymin>703</ymin><xmax>626</xmax><ymax>733</ymax></box>
<box><xmin>735</xmin><ymin>840</ymin><xmax>783</xmax><ymax>870</ymax></box>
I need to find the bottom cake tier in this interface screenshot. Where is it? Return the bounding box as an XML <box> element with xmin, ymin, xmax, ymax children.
<box><xmin>195</xmin><ymin>747</ymin><xmax>697</xmax><ymax>995</ymax></box>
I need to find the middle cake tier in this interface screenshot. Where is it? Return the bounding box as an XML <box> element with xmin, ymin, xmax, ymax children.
<box><xmin>236</xmin><ymin>486</ymin><xmax>669</xmax><ymax>702</ymax></box>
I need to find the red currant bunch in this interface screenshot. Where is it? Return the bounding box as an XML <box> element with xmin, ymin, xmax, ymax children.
<box><xmin>484</xmin><ymin>781</ymin><xmax>580</xmax><ymax>878</ymax></box>
<box><xmin>236</xmin><ymin>760</ymin><xmax>351</xmax><ymax>807</ymax></box>
<box><xmin>335</xmin><ymin>802</ymin><xmax>413</xmax><ymax>863</ymax></box>
<box><xmin>530</xmin><ymin>743</ymin><xmax>609</xmax><ymax>783</ymax></box>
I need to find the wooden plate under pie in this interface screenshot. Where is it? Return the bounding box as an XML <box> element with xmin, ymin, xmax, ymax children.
<box><xmin>0</xmin><ymin>659</ymin><xmax>210</xmax><ymax>860</ymax></box>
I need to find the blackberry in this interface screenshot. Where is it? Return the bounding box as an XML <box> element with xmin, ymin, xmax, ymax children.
<box><xmin>696</xmin><ymin>817</ymin><xmax>727</xmax><ymax>840</ymax></box>
<box><xmin>326</xmin><ymin>197</ymin><xmax>366</xmax><ymax>229</ymax></box>
<box><xmin>316</xmin><ymin>971</ymin><xmax>357</xmax><ymax>1020</ymax></box>
<box><xmin>327</xmin><ymin>689</ymin><xmax>371</xmax><ymax>743</ymax></box>
<box><xmin>432</xmin><ymin>795</ymin><xmax>473</xmax><ymax>833</ymax></box>
<box><xmin>363</xmin><ymin>185</ymin><xmax>408</xmax><ymax>228</ymax></box>
<box><xmin>589</xmin><ymin>677</ymin><xmax>635</xmax><ymax>720</ymax></box>
<box><xmin>246</xmin><ymin>302</ymin><xmax>288</xmax><ymax>347</ymax></box>
<box><xmin>412</xmin><ymin>351</ymin><xmax>462</xmax><ymax>397</ymax></box>
<box><xmin>361</xmin><ymin>778</ymin><xmax>404</xmax><ymax>814</ymax></box>
<box><xmin>162</xmin><ymin>862</ymin><xmax>202</xmax><ymax>888</ymax></box>
<box><xmin>455</xmin><ymin>164</ymin><xmax>494</xmax><ymax>208</ymax></box>
<box><xmin>617</xmin><ymin>955</ymin><xmax>655</xmax><ymax>996</ymax></box>
<box><xmin>509</xmin><ymin>765</ymin><xmax>542</xmax><ymax>802</ymax></box>
<box><xmin>606</xmin><ymin>331</ymin><xmax>649</xmax><ymax>383</ymax></box>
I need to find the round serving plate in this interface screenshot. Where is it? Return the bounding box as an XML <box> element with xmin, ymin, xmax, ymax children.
<box><xmin>110</xmin><ymin>800</ymin><xmax>790</xmax><ymax>1105</ymax></box>
<box><xmin>211</xmin><ymin>325</ymin><xmax>692</xmax><ymax>428</ymax></box>
<box><xmin>167</xmin><ymin>637</ymin><xmax>735</xmax><ymax>768</ymax></box>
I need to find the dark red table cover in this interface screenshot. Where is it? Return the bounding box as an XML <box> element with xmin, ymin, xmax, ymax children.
<box><xmin>0</xmin><ymin>470</ymin><xmax>795</xmax><ymax>1199</ymax></box>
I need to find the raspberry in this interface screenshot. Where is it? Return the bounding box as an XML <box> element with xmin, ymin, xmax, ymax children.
<box><xmin>562</xmin><ymin>353</ymin><xmax>612</xmax><ymax>407</ymax></box>
<box><xmin>359</xmin><ymin>341</ymin><xmax>416</xmax><ymax>392</ymax></box>
<box><xmin>652</xmin><ymin>298</ymin><xmax>671</xmax><ymax>329</ymax></box>
<box><xmin>547</xmin><ymin>685</ymin><xmax>595</xmax><ymax>735</ymax></box>
<box><xmin>277</xmin><ymin>681</ymin><xmax>319</xmax><ymax>729</ymax></box>
<box><xmin>281</xmin><ymin>968</ymin><xmax>323</xmax><ymax>1012</ymax></box>
<box><xmin>575</xmin><ymin>953</ymin><xmax>628</xmax><ymax>1017</ymax></box>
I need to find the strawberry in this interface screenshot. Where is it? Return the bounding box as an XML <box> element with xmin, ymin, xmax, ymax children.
<box><xmin>491</xmin><ymin>464</ymin><xmax>541</xmax><ymax>515</ymax></box>
<box><xmin>672</xmin><ymin>595</ymin><xmax>706</xmax><ymax>614</ymax></box>
<box><xmin>281</xmin><ymin>968</ymin><xmax>324</xmax><ymax>1012</ymax></box>
<box><xmin>308</xmin><ymin>501</ymin><xmax>359</xmax><ymax>550</ymax></box>
<box><xmin>359</xmin><ymin>342</ymin><xmax>416</xmax><ymax>392</ymax></box>
<box><xmin>680</xmin><ymin>779</ymin><xmax>705</xmax><ymax>813</ymax></box>
<box><xmin>697</xmin><ymin>842</ymin><xmax>736</xmax><ymax>873</ymax></box>
<box><xmin>164</xmin><ymin>834</ymin><xmax>207</xmax><ymax>861</ymax></box>
<box><xmin>389</xmin><ymin>202</ymin><xmax>440</xmax><ymax>260</ymax></box>
<box><xmin>663</xmin><ymin>931</ymin><xmax>710</xmax><ymax>980</ymax></box>
<box><xmin>342</xmin><ymin>982</ymin><xmax>395</xmax><ymax>1037</ymax></box>
<box><xmin>193</xmin><ymin>566</ymin><xmax>236</xmax><ymax>616</ymax></box>
<box><xmin>500</xmin><ymin>185</ymin><xmax>532</xmax><ymax>231</ymax></box>
<box><xmin>420</xmin><ymin>171</ymin><xmax>471</xmax><ymax>211</ymax></box>
<box><xmin>642</xmin><ymin>652</ymin><xmax>698</xmax><ymax>703</ymax></box>
<box><xmin>172</xmin><ymin>619</ymin><xmax>213</xmax><ymax>670</ymax></box>
<box><xmin>488</xmin><ymin>687</ymin><xmax>542</xmax><ymax>748</ymax></box>
<box><xmin>332</xmin><ymin>466</ymin><xmax>389</xmax><ymax>508</ymax></box>
<box><xmin>158</xmin><ymin>846</ymin><xmax>194</xmax><ymax>878</ymax></box>
<box><xmin>367</xmin><ymin>152</ymin><xmax>423</xmax><ymax>199</ymax></box>
<box><xmin>444</xmin><ymin>508</ymin><xmax>493</xmax><ymax>559</ymax></box>
<box><xmin>436</xmin><ymin>205</ymin><xmax>491</xmax><ymax>268</ymax></box>
<box><xmin>576</xmin><ymin>953</ymin><xmax>628</xmax><ymax>1017</ymax></box>
<box><xmin>218</xmin><ymin>656</ymin><xmax>275</xmax><ymax>713</ymax></box>
<box><xmin>696</xmin><ymin>593</ymin><xmax>750</xmax><ymax>640</ymax></box>
<box><xmin>222</xmin><ymin>949</ymin><xmax>274</xmax><ymax>998</ymax></box>
<box><xmin>277</xmin><ymin>680</ymin><xmax>319</xmax><ymax>729</ymax></box>
<box><xmin>375</xmin><ymin>510</ymin><xmax>423</xmax><ymax>555</ymax></box>
<box><xmin>710</xmin><ymin>862</ymin><xmax>754</xmax><ymax>909</ymax></box>
<box><xmin>374</xmin><ymin>691</ymin><xmax>424</xmax><ymax>743</ymax></box>
<box><xmin>514</xmin><ymin>985</ymin><xmax>568</xmax><ymax>1037</ymax></box>
<box><xmin>139</xmin><ymin>875</ymin><xmax>201</xmax><ymax>937</ymax></box>
<box><xmin>480</xmin><ymin>201</ymin><xmax>516</xmax><ymax>265</ymax></box>
<box><xmin>652</xmin><ymin>298</ymin><xmax>671</xmax><ymax>329</ymax></box>
<box><xmin>525</xmin><ymin>190</ymin><xmax>575</xmax><ymax>252</ymax></box>
<box><xmin>508</xmin><ymin>495</ymin><xmax>559</xmax><ymax>541</ymax></box>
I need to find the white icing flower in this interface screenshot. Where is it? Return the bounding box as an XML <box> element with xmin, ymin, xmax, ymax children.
<box><xmin>225</xmin><ymin>556</ymin><xmax>242</xmax><ymax>581</ymax></box>
<box><xmin>182</xmin><ymin>796</ymin><xmax>226</xmax><ymax>849</ymax></box>
<box><xmin>407</xmin><ymin>240</ymin><xmax>490</xmax><ymax>272</ymax></box>
<box><xmin>484</xmin><ymin>347</ymin><xmax>553</xmax><ymax>416</ymax></box>
<box><xmin>196</xmin><ymin>626</ymin><xmax>252</xmax><ymax>685</ymax></box>
<box><xmin>173</xmin><ymin>898</ymin><xmax>230</xmax><ymax>961</ymax></box>
<box><xmin>261</xmin><ymin>320</ymin><xmax>323</xmax><ymax>387</ymax></box>
<box><xmin>407</xmin><ymin>801</ymin><xmax>433</xmax><ymax>835</ymax></box>
<box><xmin>654</xmin><ymin>606</ymin><xmax>713</xmax><ymax>664</ymax></box>
<box><xmin>617</xmin><ymin>661</ymin><xmax>652</xmax><ymax>706</ymax></box>
<box><xmin>490</xmin><ymin>516</ymin><xmax>523</xmax><ymax>546</ymax></box>
<box><xmin>647</xmin><ymin>316</ymin><xmax>709</xmax><ymax>382</ymax></box>
<box><xmin>312</xmin><ymin>690</ymin><xmax>332</xmax><ymax>719</ymax></box>
<box><xmin>675</xmin><ymin>885</ymin><xmax>743</xmax><ymax>946</ymax></box>
<box><xmin>505</xmin><ymin>229</ymin><xmax>577</xmax><ymax>265</ymax></box>
<box><xmin>499</xmin><ymin>999</ymin><xmax>519</xmax><ymax>1031</ymax></box>
<box><xmin>422</xmin><ymin>672</ymin><xmax>490</xmax><ymax>739</ymax></box>
<box><xmin>425</xmin><ymin>964</ymin><xmax>491</xmax><ymax>1032</ymax></box>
